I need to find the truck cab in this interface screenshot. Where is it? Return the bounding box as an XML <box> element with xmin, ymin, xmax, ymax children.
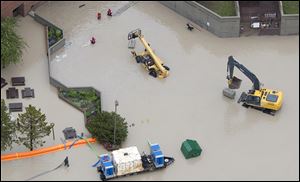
<box><xmin>150</xmin><ymin>143</ymin><xmax>164</xmax><ymax>168</ymax></box>
<box><xmin>98</xmin><ymin>154</ymin><xmax>115</xmax><ymax>179</ymax></box>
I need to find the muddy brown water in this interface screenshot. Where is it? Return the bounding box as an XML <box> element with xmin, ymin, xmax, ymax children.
<box><xmin>1</xmin><ymin>1</ymin><xmax>299</xmax><ymax>181</ymax></box>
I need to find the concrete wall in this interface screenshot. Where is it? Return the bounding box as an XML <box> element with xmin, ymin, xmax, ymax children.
<box><xmin>279</xmin><ymin>1</ymin><xmax>299</xmax><ymax>35</ymax></box>
<box><xmin>160</xmin><ymin>1</ymin><xmax>240</xmax><ymax>38</ymax></box>
<box><xmin>1</xmin><ymin>1</ymin><xmax>43</xmax><ymax>17</ymax></box>
<box><xmin>49</xmin><ymin>39</ymin><xmax>66</xmax><ymax>55</ymax></box>
<box><xmin>29</xmin><ymin>11</ymin><xmax>102</xmax><ymax>124</ymax></box>
<box><xmin>29</xmin><ymin>12</ymin><xmax>65</xmax><ymax>55</ymax></box>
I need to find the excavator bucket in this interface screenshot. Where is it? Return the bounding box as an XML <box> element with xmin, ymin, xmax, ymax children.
<box><xmin>228</xmin><ymin>76</ymin><xmax>242</xmax><ymax>89</ymax></box>
<box><xmin>128</xmin><ymin>29</ymin><xmax>141</xmax><ymax>40</ymax></box>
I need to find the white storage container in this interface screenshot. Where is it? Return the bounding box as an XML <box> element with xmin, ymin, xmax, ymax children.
<box><xmin>112</xmin><ymin>146</ymin><xmax>144</xmax><ymax>176</ymax></box>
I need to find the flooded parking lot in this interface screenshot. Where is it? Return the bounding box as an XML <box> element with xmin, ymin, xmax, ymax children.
<box><xmin>1</xmin><ymin>1</ymin><xmax>299</xmax><ymax>181</ymax></box>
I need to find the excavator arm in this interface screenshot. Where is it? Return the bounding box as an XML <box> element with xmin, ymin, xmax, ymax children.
<box><xmin>227</xmin><ymin>56</ymin><xmax>261</xmax><ymax>90</ymax></box>
<box><xmin>225</xmin><ymin>56</ymin><xmax>283</xmax><ymax>115</ymax></box>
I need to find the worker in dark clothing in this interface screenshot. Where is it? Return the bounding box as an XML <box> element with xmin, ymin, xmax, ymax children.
<box><xmin>90</xmin><ymin>37</ymin><xmax>96</xmax><ymax>44</ymax></box>
<box><xmin>107</xmin><ymin>9</ymin><xmax>112</xmax><ymax>16</ymax></box>
<box><xmin>64</xmin><ymin>156</ymin><xmax>69</xmax><ymax>167</ymax></box>
<box><xmin>187</xmin><ymin>23</ymin><xmax>194</xmax><ymax>31</ymax></box>
<box><xmin>97</xmin><ymin>12</ymin><xmax>101</xmax><ymax>20</ymax></box>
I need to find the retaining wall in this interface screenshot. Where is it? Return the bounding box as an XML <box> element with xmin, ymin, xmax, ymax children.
<box><xmin>29</xmin><ymin>11</ymin><xmax>102</xmax><ymax>124</ymax></box>
<box><xmin>29</xmin><ymin>11</ymin><xmax>66</xmax><ymax>54</ymax></box>
<box><xmin>279</xmin><ymin>1</ymin><xmax>299</xmax><ymax>35</ymax></box>
<box><xmin>160</xmin><ymin>1</ymin><xmax>240</xmax><ymax>38</ymax></box>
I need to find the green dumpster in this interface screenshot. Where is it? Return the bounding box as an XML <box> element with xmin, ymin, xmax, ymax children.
<box><xmin>181</xmin><ymin>139</ymin><xmax>202</xmax><ymax>159</ymax></box>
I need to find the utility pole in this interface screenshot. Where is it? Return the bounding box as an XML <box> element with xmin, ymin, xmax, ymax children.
<box><xmin>52</xmin><ymin>124</ymin><xmax>55</xmax><ymax>140</ymax></box>
<box><xmin>113</xmin><ymin>100</ymin><xmax>119</xmax><ymax>147</ymax></box>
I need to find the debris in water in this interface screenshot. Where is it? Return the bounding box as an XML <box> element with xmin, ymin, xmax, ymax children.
<box><xmin>79</xmin><ymin>4</ymin><xmax>85</xmax><ymax>8</ymax></box>
<box><xmin>187</xmin><ymin>22</ymin><xmax>201</xmax><ymax>31</ymax></box>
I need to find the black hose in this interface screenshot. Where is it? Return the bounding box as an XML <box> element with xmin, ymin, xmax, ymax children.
<box><xmin>25</xmin><ymin>156</ymin><xmax>69</xmax><ymax>181</ymax></box>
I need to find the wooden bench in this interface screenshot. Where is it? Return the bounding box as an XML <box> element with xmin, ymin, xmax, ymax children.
<box><xmin>9</xmin><ymin>103</ymin><xmax>23</xmax><ymax>112</ymax></box>
<box><xmin>11</xmin><ymin>77</ymin><xmax>25</xmax><ymax>86</ymax></box>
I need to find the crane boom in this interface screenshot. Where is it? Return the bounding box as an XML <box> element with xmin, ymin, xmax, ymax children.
<box><xmin>138</xmin><ymin>35</ymin><xmax>168</xmax><ymax>77</ymax></box>
<box><xmin>128</xmin><ymin>29</ymin><xmax>169</xmax><ymax>79</ymax></box>
<box><xmin>227</xmin><ymin>56</ymin><xmax>261</xmax><ymax>90</ymax></box>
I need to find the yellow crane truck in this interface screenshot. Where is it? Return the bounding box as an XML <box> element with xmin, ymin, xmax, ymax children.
<box><xmin>128</xmin><ymin>29</ymin><xmax>170</xmax><ymax>79</ymax></box>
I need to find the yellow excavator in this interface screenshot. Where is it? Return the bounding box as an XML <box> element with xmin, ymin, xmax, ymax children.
<box><xmin>226</xmin><ymin>56</ymin><xmax>283</xmax><ymax>116</ymax></box>
<box><xmin>128</xmin><ymin>29</ymin><xmax>170</xmax><ymax>78</ymax></box>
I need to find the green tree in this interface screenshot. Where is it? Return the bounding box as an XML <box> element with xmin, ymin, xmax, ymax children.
<box><xmin>87</xmin><ymin>111</ymin><xmax>128</xmax><ymax>146</ymax></box>
<box><xmin>16</xmin><ymin>105</ymin><xmax>54</xmax><ymax>151</ymax></box>
<box><xmin>1</xmin><ymin>99</ymin><xmax>15</xmax><ymax>151</ymax></box>
<box><xmin>1</xmin><ymin>17</ymin><xmax>27</xmax><ymax>69</ymax></box>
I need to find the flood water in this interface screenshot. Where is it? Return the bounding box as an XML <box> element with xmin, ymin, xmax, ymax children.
<box><xmin>1</xmin><ymin>1</ymin><xmax>299</xmax><ymax>181</ymax></box>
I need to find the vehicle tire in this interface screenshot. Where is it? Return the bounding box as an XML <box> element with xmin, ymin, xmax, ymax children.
<box><xmin>149</xmin><ymin>69</ymin><xmax>157</xmax><ymax>78</ymax></box>
<box><xmin>163</xmin><ymin>65</ymin><xmax>170</xmax><ymax>71</ymax></box>
<box><xmin>136</xmin><ymin>56</ymin><xmax>143</xmax><ymax>63</ymax></box>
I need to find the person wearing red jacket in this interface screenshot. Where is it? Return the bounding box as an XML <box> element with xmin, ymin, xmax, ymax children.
<box><xmin>107</xmin><ymin>9</ymin><xmax>112</xmax><ymax>16</ymax></box>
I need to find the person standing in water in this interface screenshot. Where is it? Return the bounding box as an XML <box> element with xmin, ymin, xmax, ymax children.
<box><xmin>90</xmin><ymin>37</ymin><xmax>96</xmax><ymax>44</ymax></box>
<box><xmin>107</xmin><ymin>9</ymin><xmax>112</xmax><ymax>16</ymax></box>
<box><xmin>64</xmin><ymin>156</ymin><xmax>69</xmax><ymax>167</ymax></box>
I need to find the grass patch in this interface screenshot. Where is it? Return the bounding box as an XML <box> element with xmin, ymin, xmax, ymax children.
<box><xmin>197</xmin><ymin>1</ymin><xmax>236</xmax><ymax>16</ymax></box>
<box><xmin>282</xmin><ymin>1</ymin><xmax>299</xmax><ymax>14</ymax></box>
<box><xmin>59</xmin><ymin>88</ymin><xmax>101</xmax><ymax>121</ymax></box>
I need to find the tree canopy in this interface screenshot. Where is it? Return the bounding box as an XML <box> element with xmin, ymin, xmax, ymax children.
<box><xmin>1</xmin><ymin>17</ymin><xmax>27</xmax><ymax>69</ymax></box>
<box><xmin>16</xmin><ymin>105</ymin><xmax>54</xmax><ymax>151</ymax></box>
<box><xmin>1</xmin><ymin>99</ymin><xmax>15</xmax><ymax>151</ymax></box>
<box><xmin>87</xmin><ymin>111</ymin><xmax>128</xmax><ymax>146</ymax></box>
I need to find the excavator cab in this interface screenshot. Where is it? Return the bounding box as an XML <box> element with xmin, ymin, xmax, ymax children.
<box><xmin>228</xmin><ymin>76</ymin><xmax>242</xmax><ymax>89</ymax></box>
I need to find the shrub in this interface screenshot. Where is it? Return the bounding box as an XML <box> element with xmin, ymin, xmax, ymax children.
<box><xmin>86</xmin><ymin>111</ymin><xmax>128</xmax><ymax>146</ymax></box>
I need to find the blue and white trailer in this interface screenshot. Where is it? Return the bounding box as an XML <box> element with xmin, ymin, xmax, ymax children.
<box><xmin>96</xmin><ymin>142</ymin><xmax>175</xmax><ymax>181</ymax></box>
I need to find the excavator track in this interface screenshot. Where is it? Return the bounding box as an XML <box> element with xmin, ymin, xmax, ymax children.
<box><xmin>241</xmin><ymin>103</ymin><xmax>276</xmax><ymax>116</ymax></box>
